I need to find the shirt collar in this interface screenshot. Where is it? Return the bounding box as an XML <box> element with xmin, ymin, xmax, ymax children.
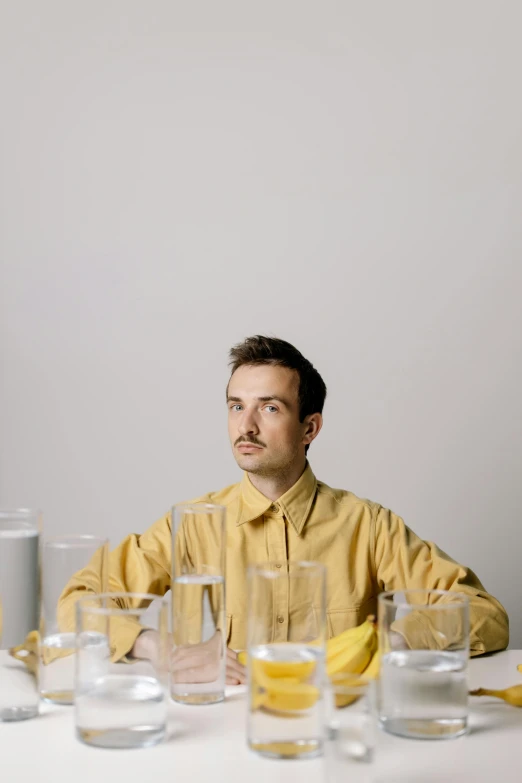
<box><xmin>236</xmin><ymin>462</ymin><xmax>318</xmax><ymax>536</ymax></box>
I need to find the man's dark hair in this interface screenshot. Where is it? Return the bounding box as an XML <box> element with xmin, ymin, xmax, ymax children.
<box><xmin>228</xmin><ymin>336</ymin><xmax>327</xmax><ymax>452</ymax></box>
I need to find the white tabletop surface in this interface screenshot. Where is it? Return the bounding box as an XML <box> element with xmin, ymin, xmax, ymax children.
<box><xmin>2</xmin><ymin>650</ymin><xmax>522</xmax><ymax>783</ymax></box>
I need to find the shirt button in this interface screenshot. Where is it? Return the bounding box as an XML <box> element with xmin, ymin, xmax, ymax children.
<box><xmin>277</xmin><ymin>615</ymin><xmax>284</xmax><ymax>624</ymax></box>
<box><xmin>270</xmin><ymin>503</ymin><xmax>279</xmax><ymax>513</ymax></box>
<box><xmin>275</xmin><ymin>563</ymin><xmax>282</xmax><ymax>569</ymax></box>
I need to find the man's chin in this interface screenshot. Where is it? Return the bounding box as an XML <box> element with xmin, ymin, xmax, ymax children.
<box><xmin>234</xmin><ymin>453</ymin><xmax>266</xmax><ymax>473</ymax></box>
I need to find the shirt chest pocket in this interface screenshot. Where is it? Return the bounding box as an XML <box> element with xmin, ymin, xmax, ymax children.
<box><xmin>326</xmin><ymin>597</ymin><xmax>377</xmax><ymax>640</ymax></box>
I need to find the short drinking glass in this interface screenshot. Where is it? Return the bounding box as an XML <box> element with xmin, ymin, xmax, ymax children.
<box><xmin>171</xmin><ymin>503</ymin><xmax>226</xmax><ymax>705</ymax></box>
<box><xmin>75</xmin><ymin>593</ymin><xmax>169</xmax><ymax>749</ymax></box>
<box><xmin>378</xmin><ymin>589</ymin><xmax>469</xmax><ymax>739</ymax></box>
<box><xmin>247</xmin><ymin>561</ymin><xmax>326</xmax><ymax>759</ymax></box>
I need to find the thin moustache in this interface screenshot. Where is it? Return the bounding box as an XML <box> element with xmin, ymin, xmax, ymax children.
<box><xmin>235</xmin><ymin>439</ymin><xmax>265</xmax><ymax>448</ymax></box>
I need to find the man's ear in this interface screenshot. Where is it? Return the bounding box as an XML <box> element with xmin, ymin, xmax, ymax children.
<box><xmin>303</xmin><ymin>413</ymin><xmax>323</xmax><ymax>446</ymax></box>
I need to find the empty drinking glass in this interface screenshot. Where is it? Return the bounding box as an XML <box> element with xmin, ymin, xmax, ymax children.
<box><xmin>378</xmin><ymin>589</ymin><xmax>469</xmax><ymax>739</ymax></box>
<box><xmin>247</xmin><ymin>561</ymin><xmax>327</xmax><ymax>759</ymax></box>
<box><xmin>0</xmin><ymin>509</ymin><xmax>41</xmax><ymax>722</ymax></box>
<box><xmin>40</xmin><ymin>535</ymin><xmax>108</xmax><ymax>704</ymax></box>
<box><xmin>171</xmin><ymin>503</ymin><xmax>226</xmax><ymax>705</ymax></box>
<box><xmin>75</xmin><ymin>593</ymin><xmax>169</xmax><ymax>749</ymax></box>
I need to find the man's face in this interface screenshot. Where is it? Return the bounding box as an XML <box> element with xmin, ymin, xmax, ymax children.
<box><xmin>227</xmin><ymin>364</ymin><xmax>310</xmax><ymax>476</ymax></box>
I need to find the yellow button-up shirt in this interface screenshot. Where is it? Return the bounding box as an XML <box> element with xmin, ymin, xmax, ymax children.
<box><xmin>59</xmin><ymin>464</ymin><xmax>509</xmax><ymax>660</ymax></box>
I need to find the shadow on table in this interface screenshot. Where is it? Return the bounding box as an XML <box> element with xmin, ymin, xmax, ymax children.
<box><xmin>164</xmin><ymin>721</ymin><xmax>191</xmax><ymax>743</ymax></box>
<box><xmin>468</xmin><ymin>702</ymin><xmax>522</xmax><ymax>736</ymax></box>
<box><xmin>224</xmin><ymin>690</ymin><xmax>247</xmax><ymax>703</ymax></box>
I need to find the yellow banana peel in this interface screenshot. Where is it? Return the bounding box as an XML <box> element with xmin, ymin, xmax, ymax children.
<box><xmin>470</xmin><ymin>684</ymin><xmax>522</xmax><ymax>707</ymax></box>
<box><xmin>326</xmin><ymin>617</ymin><xmax>377</xmax><ymax>677</ymax></box>
<box><xmin>249</xmin><ymin>654</ymin><xmax>320</xmax><ymax>712</ymax></box>
<box><xmin>329</xmin><ymin>648</ymin><xmax>379</xmax><ymax>708</ymax></box>
<box><xmin>8</xmin><ymin>629</ymin><xmax>75</xmax><ymax>677</ymax></box>
<box><xmin>363</xmin><ymin>649</ymin><xmax>380</xmax><ymax>680</ymax></box>
<box><xmin>250</xmin><ymin>655</ymin><xmax>315</xmax><ymax>681</ymax></box>
<box><xmin>258</xmin><ymin>678</ymin><xmax>320</xmax><ymax>712</ymax></box>
<box><xmin>245</xmin><ymin>616</ymin><xmax>378</xmax><ymax>713</ymax></box>
<box><xmin>468</xmin><ymin>662</ymin><xmax>522</xmax><ymax>706</ymax></box>
<box><xmin>9</xmin><ymin>630</ymin><xmax>40</xmax><ymax>676</ymax></box>
<box><xmin>326</xmin><ymin>620</ymin><xmax>371</xmax><ymax>664</ymax></box>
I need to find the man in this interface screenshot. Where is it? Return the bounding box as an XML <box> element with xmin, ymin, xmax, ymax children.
<box><xmin>60</xmin><ymin>336</ymin><xmax>509</xmax><ymax>684</ymax></box>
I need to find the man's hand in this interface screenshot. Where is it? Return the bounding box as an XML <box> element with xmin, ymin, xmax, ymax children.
<box><xmin>131</xmin><ymin>630</ymin><xmax>246</xmax><ymax>685</ymax></box>
<box><xmin>224</xmin><ymin>647</ymin><xmax>247</xmax><ymax>685</ymax></box>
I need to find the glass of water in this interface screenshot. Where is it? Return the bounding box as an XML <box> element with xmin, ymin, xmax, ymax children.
<box><xmin>171</xmin><ymin>503</ymin><xmax>226</xmax><ymax>705</ymax></box>
<box><xmin>325</xmin><ymin>673</ymin><xmax>376</xmax><ymax>774</ymax></box>
<box><xmin>40</xmin><ymin>535</ymin><xmax>108</xmax><ymax>704</ymax></box>
<box><xmin>75</xmin><ymin>593</ymin><xmax>169</xmax><ymax>749</ymax></box>
<box><xmin>378</xmin><ymin>589</ymin><xmax>469</xmax><ymax>740</ymax></box>
<box><xmin>0</xmin><ymin>509</ymin><xmax>41</xmax><ymax>721</ymax></box>
<box><xmin>247</xmin><ymin>561</ymin><xmax>327</xmax><ymax>760</ymax></box>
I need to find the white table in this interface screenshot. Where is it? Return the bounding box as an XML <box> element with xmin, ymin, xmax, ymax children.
<box><xmin>2</xmin><ymin>650</ymin><xmax>522</xmax><ymax>783</ymax></box>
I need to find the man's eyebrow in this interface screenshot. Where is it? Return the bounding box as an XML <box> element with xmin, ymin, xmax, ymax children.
<box><xmin>257</xmin><ymin>396</ymin><xmax>289</xmax><ymax>406</ymax></box>
<box><xmin>226</xmin><ymin>395</ymin><xmax>290</xmax><ymax>406</ymax></box>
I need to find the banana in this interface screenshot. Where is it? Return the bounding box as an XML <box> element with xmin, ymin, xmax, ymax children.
<box><xmin>326</xmin><ymin>620</ymin><xmax>371</xmax><ymax>664</ymax></box>
<box><xmin>249</xmin><ymin>659</ymin><xmax>320</xmax><ymax>713</ymax></box>
<box><xmin>363</xmin><ymin>648</ymin><xmax>380</xmax><ymax>679</ymax></box>
<box><xmin>470</xmin><ymin>684</ymin><xmax>522</xmax><ymax>707</ymax></box>
<box><xmin>9</xmin><ymin>630</ymin><xmax>40</xmax><ymax>676</ymax></box>
<box><xmin>245</xmin><ymin>616</ymin><xmax>378</xmax><ymax>714</ymax></box>
<box><xmin>250</xmin><ymin>655</ymin><xmax>315</xmax><ymax>681</ymax></box>
<box><xmin>326</xmin><ymin>616</ymin><xmax>377</xmax><ymax>677</ymax></box>
<box><xmin>330</xmin><ymin>650</ymin><xmax>380</xmax><ymax>708</ymax></box>
<box><xmin>253</xmin><ymin>672</ymin><xmax>320</xmax><ymax>712</ymax></box>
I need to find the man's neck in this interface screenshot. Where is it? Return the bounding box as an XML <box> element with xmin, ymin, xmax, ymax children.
<box><xmin>247</xmin><ymin>459</ymin><xmax>307</xmax><ymax>501</ymax></box>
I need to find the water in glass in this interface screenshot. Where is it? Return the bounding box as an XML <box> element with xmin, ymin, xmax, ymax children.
<box><xmin>171</xmin><ymin>573</ymin><xmax>225</xmax><ymax>705</ymax></box>
<box><xmin>248</xmin><ymin>642</ymin><xmax>324</xmax><ymax>759</ymax></box>
<box><xmin>40</xmin><ymin>632</ymin><xmax>76</xmax><ymax>704</ymax></box>
<box><xmin>75</xmin><ymin>631</ymin><xmax>166</xmax><ymax>749</ymax></box>
<box><xmin>379</xmin><ymin>649</ymin><xmax>468</xmax><ymax>739</ymax></box>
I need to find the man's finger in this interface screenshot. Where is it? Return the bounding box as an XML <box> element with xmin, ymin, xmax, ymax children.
<box><xmin>226</xmin><ymin>676</ymin><xmax>242</xmax><ymax>685</ymax></box>
<box><xmin>226</xmin><ymin>661</ymin><xmax>246</xmax><ymax>683</ymax></box>
<box><xmin>227</xmin><ymin>656</ymin><xmax>246</xmax><ymax>674</ymax></box>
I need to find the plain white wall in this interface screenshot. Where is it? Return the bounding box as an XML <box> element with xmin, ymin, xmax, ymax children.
<box><xmin>1</xmin><ymin>1</ymin><xmax>521</xmax><ymax>646</ymax></box>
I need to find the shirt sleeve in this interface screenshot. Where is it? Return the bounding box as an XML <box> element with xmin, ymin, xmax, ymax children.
<box><xmin>373</xmin><ymin>506</ymin><xmax>509</xmax><ymax>656</ymax></box>
<box><xmin>57</xmin><ymin>513</ymin><xmax>172</xmax><ymax>661</ymax></box>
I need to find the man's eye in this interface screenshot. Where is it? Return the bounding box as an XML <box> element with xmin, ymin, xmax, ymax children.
<box><xmin>265</xmin><ymin>406</ymin><xmax>278</xmax><ymax>413</ymax></box>
<box><xmin>231</xmin><ymin>404</ymin><xmax>242</xmax><ymax>412</ymax></box>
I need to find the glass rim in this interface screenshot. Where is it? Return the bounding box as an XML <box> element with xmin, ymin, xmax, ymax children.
<box><xmin>0</xmin><ymin>508</ymin><xmax>42</xmax><ymax>518</ymax></box>
<box><xmin>378</xmin><ymin>589</ymin><xmax>469</xmax><ymax>609</ymax></box>
<box><xmin>248</xmin><ymin>560</ymin><xmax>326</xmax><ymax>578</ymax></box>
<box><xmin>43</xmin><ymin>534</ymin><xmax>109</xmax><ymax>549</ymax></box>
<box><xmin>76</xmin><ymin>592</ymin><xmax>168</xmax><ymax>616</ymax></box>
<box><xmin>173</xmin><ymin>502</ymin><xmax>226</xmax><ymax>514</ymax></box>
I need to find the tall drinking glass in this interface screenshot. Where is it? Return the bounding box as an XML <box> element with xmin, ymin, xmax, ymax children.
<box><xmin>247</xmin><ymin>561</ymin><xmax>327</xmax><ymax>759</ymax></box>
<box><xmin>171</xmin><ymin>503</ymin><xmax>226</xmax><ymax>705</ymax></box>
<box><xmin>0</xmin><ymin>509</ymin><xmax>41</xmax><ymax>721</ymax></box>
<box><xmin>75</xmin><ymin>593</ymin><xmax>169</xmax><ymax>749</ymax></box>
<box><xmin>378</xmin><ymin>589</ymin><xmax>469</xmax><ymax>739</ymax></box>
<box><xmin>40</xmin><ymin>535</ymin><xmax>108</xmax><ymax>704</ymax></box>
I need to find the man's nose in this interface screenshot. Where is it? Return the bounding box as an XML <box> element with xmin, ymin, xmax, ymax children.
<box><xmin>238</xmin><ymin>410</ymin><xmax>259</xmax><ymax>436</ymax></box>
